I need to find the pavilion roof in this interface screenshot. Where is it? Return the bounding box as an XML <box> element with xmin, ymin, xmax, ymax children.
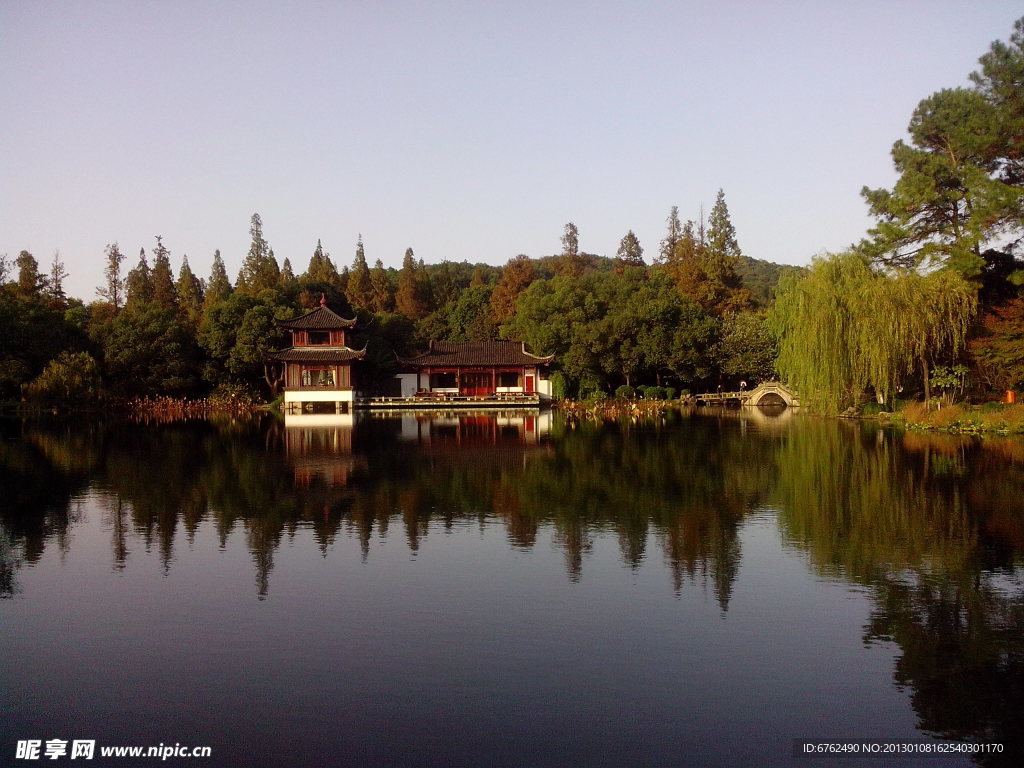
<box><xmin>276</xmin><ymin>303</ymin><xmax>357</xmax><ymax>330</ymax></box>
<box><xmin>269</xmin><ymin>347</ymin><xmax>365</xmax><ymax>363</ymax></box>
<box><xmin>397</xmin><ymin>341</ymin><xmax>554</xmax><ymax>368</ymax></box>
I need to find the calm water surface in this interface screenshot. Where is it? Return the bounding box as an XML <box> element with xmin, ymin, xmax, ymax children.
<box><xmin>1</xmin><ymin>409</ymin><xmax>1022</xmax><ymax>767</ymax></box>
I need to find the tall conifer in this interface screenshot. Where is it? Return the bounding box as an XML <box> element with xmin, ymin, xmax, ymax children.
<box><xmin>205</xmin><ymin>249</ymin><xmax>233</xmax><ymax>307</ymax></box>
<box><xmin>346</xmin><ymin>236</ymin><xmax>373</xmax><ymax>309</ymax></box>
<box><xmin>396</xmin><ymin>248</ymin><xmax>427</xmax><ymax>319</ymax></box>
<box><xmin>150</xmin><ymin>236</ymin><xmax>179</xmax><ymax>310</ymax></box>
<box><xmin>98</xmin><ymin>242</ymin><xmax>126</xmax><ymax>310</ymax></box>
<box><xmin>125</xmin><ymin>249</ymin><xmax>153</xmax><ymax>308</ymax></box>
<box><xmin>236</xmin><ymin>213</ymin><xmax>280</xmax><ymax>294</ymax></box>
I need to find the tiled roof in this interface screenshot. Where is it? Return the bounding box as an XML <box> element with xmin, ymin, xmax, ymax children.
<box><xmin>276</xmin><ymin>305</ymin><xmax>357</xmax><ymax>330</ymax></box>
<box><xmin>269</xmin><ymin>347</ymin><xmax>365</xmax><ymax>362</ymax></box>
<box><xmin>397</xmin><ymin>341</ymin><xmax>554</xmax><ymax>367</ymax></box>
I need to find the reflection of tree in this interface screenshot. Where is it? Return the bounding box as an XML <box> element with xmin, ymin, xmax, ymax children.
<box><xmin>0</xmin><ymin>421</ymin><xmax>92</xmax><ymax>595</ymax></box>
<box><xmin>772</xmin><ymin>422</ymin><xmax>1024</xmax><ymax>766</ymax></box>
<box><xmin>8</xmin><ymin>410</ymin><xmax>1023</xmax><ymax>764</ymax></box>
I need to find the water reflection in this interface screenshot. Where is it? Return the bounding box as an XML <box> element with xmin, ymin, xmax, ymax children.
<box><xmin>2</xmin><ymin>411</ymin><xmax>1023</xmax><ymax>764</ymax></box>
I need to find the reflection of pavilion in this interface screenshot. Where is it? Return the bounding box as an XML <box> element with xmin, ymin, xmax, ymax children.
<box><xmin>283</xmin><ymin>424</ymin><xmax>363</xmax><ymax>487</ymax></box>
<box><xmin>386</xmin><ymin>410</ymin><xmax>552</xmax><ymax>446</ymax></box>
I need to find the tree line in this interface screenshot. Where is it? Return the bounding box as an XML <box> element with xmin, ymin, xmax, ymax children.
<box><xmin>3</xmin><ymin>16</ymin><xmax>1023</xmax><ymax>411</ymax></box>
<box><xmin>1</xmin><ymin>191</ymin><xmax>784</xmax><ymax>405</ymax></box>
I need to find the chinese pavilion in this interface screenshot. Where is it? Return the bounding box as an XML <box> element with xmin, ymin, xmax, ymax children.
<box><xmin>268</xmin><ymin>297</ymin><xmax>364</xmax><ymax>415</ymax></box>
<box><xmin>396</xmin><ymin>341</ymin><xmax>554</xmax><ymax>401</ymax></box>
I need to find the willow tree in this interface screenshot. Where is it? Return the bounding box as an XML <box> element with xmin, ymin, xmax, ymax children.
<box><xmin>771</xmin><ymin>252</ymin><xmax>976</xmax><ymax>413</ymax></box>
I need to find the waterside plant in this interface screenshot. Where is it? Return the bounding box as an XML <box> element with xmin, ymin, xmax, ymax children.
<box><xmin>897</xmin><ymin>401</ymin><xmax>1024</xmax><ymax>434</ymax></box>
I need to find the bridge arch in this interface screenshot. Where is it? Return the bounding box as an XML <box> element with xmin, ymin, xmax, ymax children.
<box><xmin>746</xmin><ymin>381</ymin><xmax>799</xmax><ymax>407</ymax></box>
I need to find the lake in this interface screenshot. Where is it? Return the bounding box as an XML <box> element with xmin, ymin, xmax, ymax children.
<box><xmin>2</xmin><ymin>408</ymin><xmax>1022</xmax><ymax>767</ymax></box>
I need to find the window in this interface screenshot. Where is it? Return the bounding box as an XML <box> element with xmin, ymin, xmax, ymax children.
<box><xmin>430</xmin><ymin>372</ymin><xmax>457</xmax><ymax>388</ymax></box>
<box><xmin>499</xmin><ymin>371</ymin><xmax>521</xmax><ymax>387</ymax></box>
<box><xmin>307</xmin><ymin>331</ymin><xmax>330</xmax><ymax>345</ymax></box>
<box><xmin>301</xmin><ymin>368</ymin><xmax>335</xmax><ymax>387</ymax></box>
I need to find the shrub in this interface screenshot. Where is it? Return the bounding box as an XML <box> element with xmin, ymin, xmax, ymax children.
<box><xmin>665</xmin><ymin>387</ymin><xmax>677</xmax><ymax>401</ymax></box>
<box><xmin>23</xmin><ymin>351</ymin><xmax>102</xmax><ymax>404</ymax></box>
<box><xmin>901</xmin><ymin>402</ymin><xmax>929</xmax><ymax>425</ymax></box>
<box><xmin>615</xmin><ymin>385</ymin><xmax>636</xmax><ymax>400</ymax></box>
<box><xmin>928</xmin><ymin>404</ymin><xmax>966</xmax><ymax>428</ymax></box>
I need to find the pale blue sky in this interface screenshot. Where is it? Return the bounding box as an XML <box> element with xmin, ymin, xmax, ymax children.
<box><xmin>2</xmin><ymin>1</ymin><xmax>1020</xmax><ymax>301</ymax></box>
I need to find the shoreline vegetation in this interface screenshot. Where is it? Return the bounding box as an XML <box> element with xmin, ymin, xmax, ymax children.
<box><xmin>889</xmin><ymin>401</ymin><xmax>1024</xmax><ymax>435</ymax></box>
<box><xmin>2</xmin><ymin>21</ymin><xmax>1023</xmax><ymax>423</ymax></box>
<box><xmin>5</xmin><ymin>392</ymin><xmax>1024</xmax><ymax>437</ymax></box>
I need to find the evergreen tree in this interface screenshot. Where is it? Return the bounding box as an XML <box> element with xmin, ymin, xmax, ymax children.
<box><xmin>417</xmin><ymin>257</ymin><xmax>435</xmax><ymax>312</ymax></box>
<box><xmin>970</xmin><ymin>17</ymin><xmax>1024</xmax><ymax>193</ymax></box>
<box><xmin>236</xmin><ymin>213</ymin><xmax>280</xmax><ymax>294</ymax></box>
<box><xmin>859</xmin><ymin>18</ymin><xmax>1024</xmax><ymax>277</ymax></box>
<box><xmin>658</xmin><ymin>206</ymin><xmax>682</xmax><ymax>263</ymax></box>
<box><xmin>97</xmin><ymin>242</ymin><xmax>126</xmax><ymax>310</ymax></box>
<box><xmin>346</xmin><ymin>235</ymin><xmax>373</xmax><ymax>309</ymax></box>
<box><xmin>176</xmin><ymin>256</ymin><xmax>204</xmax><ymax>328</ymax></box>
<box><xmin>396</xmin><ymin>248</ymin><xmax>427</xmax><ymax>319</ymax></box>
<box><xmin>370</xmin><ymin>258</ymin><xmax>395</xmax><ymax>313</ymax></box>
<box><xmin>305</xmin><ymin>239</ymin><xmax>340</xmax><ymax>284</ymax></box>
<box><xmin>860</xmin><ymin>88</ymin><xmax>1011</xmax><ymax>276</ymax></box>
<box><xmin>664</xmin><ymin>193</ymin><xmax>750</xmax><ymax>315</ymax></box>
<box><xmin>150</xmin><ymin>236</ymin><xmax>179</xmax><ymax>310</ymax></box>
<box><xmin>279</xmin><ymin>257</ymin><xmax>296</xmax><ymax>288</ymax></box>
<box><xmin>556</xmin><ymin>222</ymin><xmax>589</xmax><ymax>278</ymax></box>
<box><xmin>125</xmin><ymin>249</ymin><xmax>153</xmax><ymax>309</ymax></box>
<box><xmin>47</xmin><ymin>251</ymin><xmax>68</xmax><ymax>306</ymax></box>
<box><xmin>703</xmin><ymin>190</ymin><xmax>750</xmax><ymax>312</ymax></box>
<box><xmin>615</xmin><ymin>230</ymin><xmax>644</xmax><ymax>273</ymax></box>
<box><xmin>205</xmin><ymin>249</ymin><xmax>233</xmax><ymax>307</ymax></box>
<box><xmin>15</xmin><ymin>250</ymin><xmax>45</xmax><ymax>297</ymax></box>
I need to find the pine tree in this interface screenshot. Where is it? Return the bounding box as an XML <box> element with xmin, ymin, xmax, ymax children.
<box><xmin>279</xmin><ymin>257</ymin><xmax>296</xmax><ymax>287</ymax></box>
<box><xmin>236</xmin><ymin>213</ymin><xmax>280</xmax><ymax>294</ymax></box>
<box><xmin>125</xmin><ymin>249</ymin><xmax>153</xmax><ymax>309</ymax></box>
<box><xmin>15</xmin><ymin>250</ymin><xmax>46</xmax><ymax>297</ymax></box>
<box><xmin>98</xmin><ymin>242</ymin><xmax>126</xmax><ymax>310</ymax></box>
<box><xmin>615</xmin><ymin>230</ymin><xmax>644</xmax><ymax>273</ymax></box>
<box><xmin>346</xmin><ymin>235</ymin><xmax>373</xmax><ymax>309</ymax></box>
<box><xmin>150</xmin><ymin>236</ymin><xmax>179</xmax><ymax>310</ymax></box>
<box><xmin>417</xmin><ymin>257</ymin><xmax>435</xmax><ymax>312</ymax></box>
<box><xmin>205</xmin><ymin>249</ymin><xmax>233</xmax><ymax>307</ymax></box>
<box><xmin>703</xmin><ymin>189</ymin><xmax>749</xmax><ymax>312</ymax></box>
<box><xmin>396</xmin><ymin>248</ymin><xmax>427</xmax><ymax>319</ymax></box>
<box><xmin>176</xmin><ymin>256</ymin><xmax>204</xmax><ymax>328</ymax></box>
<box><xmin>370</xmin><ymin>258</ymin><xmax>394</xmax><ymax>313</ymax></box>
<box><xmin>305</xmin><ymin>238</ymin><xmax>340</xmax><ymax>285</ymax></box>
<box><xmin>556</xmin><ymin>222</ymin><xmax>588</xmax><ymax>278</ymax></box>
<box><xmin>47</xmin><ymin>250</ymin><xmax>68</xmax><ymax>306</ymax></box>
<box><xmin>658</xmin><ymin>206</ymin><xmax>682</xmax><ymax>263</ymax></box>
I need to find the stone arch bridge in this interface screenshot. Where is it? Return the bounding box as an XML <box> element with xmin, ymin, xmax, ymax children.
<box><xmin>693</xmin><ymin>381</ymin><xmax>799</xmax><ymax>407</ymax></box>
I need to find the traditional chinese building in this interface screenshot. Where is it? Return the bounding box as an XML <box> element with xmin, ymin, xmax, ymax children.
<box><xmin>395</xmin><ymin>341</ymin><xmax>554</xmax><ymax>401</ymax></box>
<box><xmin>268</xmin><ymin>297</ymin><xmax>364</xmax><ymax>415</ymax></box>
